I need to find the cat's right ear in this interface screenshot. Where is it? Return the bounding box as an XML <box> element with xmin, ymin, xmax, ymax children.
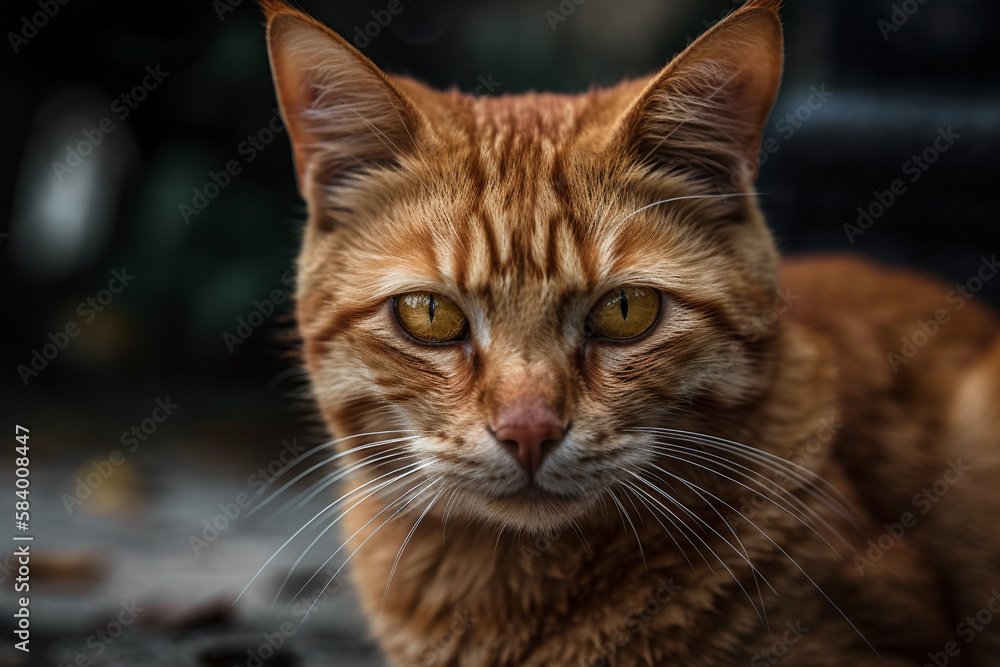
<box><xmin>262</xmin><ymin>0</ymin><xmax>427</xmax><ymax>206</ymax></box>
<box><xmin>610</xmin><ymin>0</ymin><xmax>783</xmax><ymax>189</ymax></box>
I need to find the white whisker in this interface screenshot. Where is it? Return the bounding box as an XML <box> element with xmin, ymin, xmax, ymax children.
<box><xmin>280</xmin><ymin>446</ymin><xmax>417</xmax><ymax>516</ymax></box>
<box><xmin>630</xmin><ymin>427</ymin><xmax>856</xmax><ymax>521</ymax></box>
<box><xmin>380</xmin><ymin>485</ymin><xmax>445</xmax><ymax>611</ymax></box>
<box><xmin>619</xmin><ymin>479</ymin><xmax>699</xmax><ymax>573</ymax></box>
<box><xmin>608</xmin><ymin>193</ymin><xmax>758</xmax><ymax>238</ymax></box>
<box><xmin>269</xmin><ymin>463</ymin><xmax>432</xmax><ymax>615</ymax></box>
<box><xmin>295</xmin><ymin>476</ymin><xmax>444</xmax><ymax>629</ymax></box>
<box><xmin>235</xmin><ymin>459</ymin><xmax>426</xmax><ymax>606</ymax></box>
<box><xmin>608</xmin><ymin>488</ymin><xmax>648</xmax><ymax>573</ymax></box>
<box><xmin>250</xmin><ymin>434</ymin><xmax>419</xmax><ymax>516</ymax></box>
<box><xmin>625</xmin><ymin>472</ymin><xmax>769</xmax><ymax>614</ymax></box>
<box><xmin>644</xmin><ymin>443</ymin><xmax>851</xmax><ymax>557</ymax></box>
<box><xmin>638</xmin><ymin>464</ymin><xmax>873</xmax><ymax>651</ymax></box>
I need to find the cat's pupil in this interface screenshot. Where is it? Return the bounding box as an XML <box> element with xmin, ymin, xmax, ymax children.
<box><xmin>428</xmin><ymin>294</ymin><xmax>436</xmax><ymax>323</ymax></box>
<box><xmin>620</xmin><ymin>290</ymin><xmax>629</xmax><ymax>320</ymax></box>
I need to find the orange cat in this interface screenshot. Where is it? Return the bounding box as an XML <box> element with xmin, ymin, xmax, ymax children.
<box><xmin>260</xmin><ymin>0</ymin><xmax>1000</xmax><ymax>664</ymax></box>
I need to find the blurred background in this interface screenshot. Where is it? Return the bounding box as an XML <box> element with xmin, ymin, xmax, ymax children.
<box><xmin>1</xmin><ymin>0</ymin><xmax>998</xmax><ymax>664</ymax></box>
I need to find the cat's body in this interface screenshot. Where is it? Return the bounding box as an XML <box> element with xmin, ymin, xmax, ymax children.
<box><xmin>261</xmin><ymin>0</ymin><xmax>1000</xmax><ymax>664</ymax></box>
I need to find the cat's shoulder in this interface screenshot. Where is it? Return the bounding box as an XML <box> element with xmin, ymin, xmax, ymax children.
<box><xmin>778</xmin><ymin>254</ymin><xmax>998</xmax><ymax>334</ymax></box>
<box><xmin>776</xmin><ymin>254</ymin><xmax>999</xmax><ymax>382</ymax></box>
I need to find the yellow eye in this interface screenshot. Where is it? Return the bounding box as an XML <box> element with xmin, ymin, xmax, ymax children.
<box><xmin>586</xmin><ymin>286</ymin><xmax>661</xmax><ymax>340</ymax></box>
<box><xmin>395</xmin><ymin>292</ymin><xmax>469</xmax><ymax>343</ymax></box>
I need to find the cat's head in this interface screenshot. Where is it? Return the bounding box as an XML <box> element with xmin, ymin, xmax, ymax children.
<box><xmin>264</xmin><ymin>0</ymin><xmax>784</xmax><ymax>532</ymax></box>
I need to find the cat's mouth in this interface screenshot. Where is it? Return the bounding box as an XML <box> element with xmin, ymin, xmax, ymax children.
<box><xmin>491</xmin><ymin>481</ymin><xmax>577</xmax><ymax>501</ymax></box>
<box><xmin>466</xmin><ymin>481</ymin><xmax>595</xmax><ymax>532</ymax></box>
<box><xmin>478</xmin><ymin>480</ymin><xmax>585</xmax><ymax>514</ymax></box>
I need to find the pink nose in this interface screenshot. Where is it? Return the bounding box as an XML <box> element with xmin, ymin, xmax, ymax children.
<box><xmin>493</xmin><ymin>403</ymin><xmax>565</xmax><ymax>477</ymax></box>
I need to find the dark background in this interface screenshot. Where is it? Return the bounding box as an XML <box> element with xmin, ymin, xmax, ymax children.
<box><xmin>1</xmin><ymin>0</ymin><xmax>998</xmax><ymax>665</ymax></box>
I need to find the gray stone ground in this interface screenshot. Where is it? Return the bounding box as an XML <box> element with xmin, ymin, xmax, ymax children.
<box><xmin>0</xmin><ymin>456</ymin><xmax>389</xmax><ymax>667</ymax></box>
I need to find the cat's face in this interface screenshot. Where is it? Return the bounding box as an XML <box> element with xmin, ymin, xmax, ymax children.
<box><xmin>266</xmin><ymin>0</ymin><xmax>783</xmax><ymax>532</ymax></box>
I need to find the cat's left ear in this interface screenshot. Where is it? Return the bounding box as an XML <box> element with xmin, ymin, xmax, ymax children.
<box><xmin>612</xmin><ymin>0</ymin><xmax>783</xmax><ymax>188</ymax></box>
<box><xmin>262</xmin><ymin>0</ymin><xmax>429</xmax><ymax>206</ymax></box>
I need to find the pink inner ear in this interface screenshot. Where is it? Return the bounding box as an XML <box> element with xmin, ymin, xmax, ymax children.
<box><xmin>610</xmin><ymin>7</ymin><xmax>782</xmax><ymax>187</ymax></box>
<box><xmin>266</xmin><ymin>12</ymin><xmax>426</xmax><ymax>201</ymax></box>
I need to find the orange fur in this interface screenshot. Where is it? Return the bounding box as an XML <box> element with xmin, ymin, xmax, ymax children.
<box><xmin>261</xmin><ymin>0</ymin><xmax>1000</xmax><ymax>664</ymax></box>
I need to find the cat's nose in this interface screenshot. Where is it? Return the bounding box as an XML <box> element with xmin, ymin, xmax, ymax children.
<box><xmin>492</xmin><ymin>403</ymin><xmax>565</xmax><ymax>477</ymax></box>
